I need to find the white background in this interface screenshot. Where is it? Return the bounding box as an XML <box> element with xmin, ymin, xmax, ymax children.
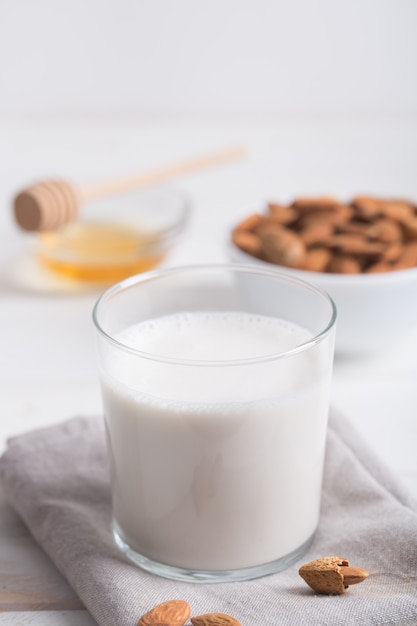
<box><xmin>1</xmin><ymin>0</ymin><xmax>416</xmax><ymax>119</ymax></box>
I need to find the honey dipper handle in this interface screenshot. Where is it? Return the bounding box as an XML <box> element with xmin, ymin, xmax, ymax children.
<box><xmin>80</xmin><ymin>147</ymin><xmax>244</xmax><ymax>201</ymax></box>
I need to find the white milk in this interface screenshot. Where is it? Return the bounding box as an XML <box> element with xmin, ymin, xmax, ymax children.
<box><xmin>101</xmin><ymin>311</ymin><xmax>331</xmax><ymax>571</ymax></box>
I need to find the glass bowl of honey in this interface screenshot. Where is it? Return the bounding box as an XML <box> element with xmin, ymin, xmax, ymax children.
<box><xmin>33</xmin><ymin>185</ymin><xmax>190</xmax><ymax>286</ymax></box>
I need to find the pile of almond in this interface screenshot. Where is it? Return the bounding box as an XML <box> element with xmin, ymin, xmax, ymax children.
<box><xmin>232</xmin><ymin>195</ymin><xmax>417</xmax><ymax>274</ymax></box>
<box><xmin>138</xmin><ymin>600</ymin><xmax>241</xmax><ymax>626</ymax></box>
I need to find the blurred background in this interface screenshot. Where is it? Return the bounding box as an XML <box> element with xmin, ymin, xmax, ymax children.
<box><xmin>1</xmin><ymin>0</ymin><xmax>416</xmax><ymax>119</ymax></box>
<box><xmin>1</xmin><ymin>0</ymin><xmax>417</xmax><ymax>270</ymax></box>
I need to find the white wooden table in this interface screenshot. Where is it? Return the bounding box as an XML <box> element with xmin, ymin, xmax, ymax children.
<box><xmin>1</xmin><ymin>117</ymin><xmax>416</xmax><ymax>625</ymax></box>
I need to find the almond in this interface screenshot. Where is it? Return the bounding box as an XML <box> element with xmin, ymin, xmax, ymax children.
<box><xmin>299</xmin><ymin>221</ymin><xmax>335</xmax><ymax>246</ymax></box>
<box><xmin>328</xmin><ymin>254</ymin><xmax>362</xmax><ymax>274</ymax></box>
<box><xmin>336</xmin><ymin>220</ymin><xmax>372</xmax><ymax>237</ymax></box>
<box><xmin>402</xmin><ymin>216</ymin><xmax>417</xmax><ymax>240</ymax></box>
<box><xmin>299</xmin><ymin>556</ymin><xmax>368</xmax><ymax>595</ymax></box>
<box><xmin>260</xmin><ymin>228</ymin><xmax>307</xmax><ymax>268</ymax></box>
<box><xmin>234</xmin><ymin>213</ymin><xmax>262</xmax><ymax>232</ymax></box>
<box><xmin>392</xmin><ymin>241</ymin><xmax>417</xmax><ymax>269</ymax></box>
<box><xmin>302</xmin><ymin>248</ymin><xmax>332</xmax><ymax>272</ymax></box>
<box><xmin>366</xmin><ymin>261</ymin><xmax>394</xmax><ymax>273</ymax></box>
<box><xmin>327</xmin><ymin>204</ymin><xmax>354</xmax><ymax>225</ymax></box>
<box><xmin>138</xmin><ymin>600</ymin><xmax>191</xmax><ymax>626</ymax></box>
<box><xmin>382</xmin><ymin>241</ymin><xmax>404</xmax><ymax>263</ymax></box>
<box><xmin>267</xmin><ymin>202</ymin><xmax>298</xmax><ymax>224</ymax></box>
<box><xmin>297</xmin><ymin>204</ymin><xmax>353</xmax><ymax>228</ymax></box>
<box><xmin>254</xmin><ymin>219</ymin><xmax>284</xmax><ymax>236</ymax></box>
<box><xmin>232</xmin><ymin>230</ymin><xmax>262</xmax><ymax>257</ymax></box>
<box><xmin>380</xmin><ymin>201</ymin><xmax>414</xmax><ymax>224</ymax></box>
<box><xmin>323</xmin><ymin>233</ymin><xmax>384</xmax><ymax>256</ymax></box>
<box><xmin>352</xmin><ymin>195</ymin><xmax>384</xmax><ymax>219</ymax></box>
<box><xmin>191</xmin><ymin>613</ymin><xmax>242</xmax><ymax>626</ymax></box>
<box><xmin>367</xmin><ymin>217</ymin><xmax>403</xmax><ymax>243</ymax></box>
<box><xmin>291</xmin><ymin>196</ymin><xmax>340</xmax><ymax>212</ymax></box>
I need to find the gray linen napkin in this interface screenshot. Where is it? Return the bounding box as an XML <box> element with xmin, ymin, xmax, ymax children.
<box><xmin>0</xmin><ymin>410</ymin><xmax>416</xmax><ymax>626</ymax></box>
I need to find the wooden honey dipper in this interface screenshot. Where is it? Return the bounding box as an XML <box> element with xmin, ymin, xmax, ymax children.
<box><xmin>14</xmin><ymin>146</ymin><xmax>244</xmax><ymax>232</ymax></box>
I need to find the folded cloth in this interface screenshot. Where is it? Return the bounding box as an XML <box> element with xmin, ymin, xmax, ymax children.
<box><xmin>1</xmin><ymin>409</ymin><xmax>416</xmax><ymax>626</ymax></box>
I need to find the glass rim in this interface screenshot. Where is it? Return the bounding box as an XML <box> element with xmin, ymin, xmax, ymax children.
<box><xmin>92</xmin><ymin>263</ymin><xmax>337</xmax><ymax>366</ymax></box>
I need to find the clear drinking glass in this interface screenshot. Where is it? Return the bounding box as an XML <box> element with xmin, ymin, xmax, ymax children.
<box><xmin>93</xmin><ymin>264</ymin><xmax>336</xmax><ymax>582</ymax></box>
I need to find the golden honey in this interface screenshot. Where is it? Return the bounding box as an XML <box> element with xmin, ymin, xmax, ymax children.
<box><xmin>37</xmin><ymin>221</ymin><xmax>165</xmax><ymax>282</ymax></box>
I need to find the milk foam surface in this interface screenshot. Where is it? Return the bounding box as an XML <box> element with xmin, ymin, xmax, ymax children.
<box><xmin>101</xmin><ymin>311</ymin><xmax>331</xmax><ymax>571</ymax></box>
<box><xmin>116</xmin><ymin>311</ymin><xmax>312</xmax><ymax>360</ymax></box>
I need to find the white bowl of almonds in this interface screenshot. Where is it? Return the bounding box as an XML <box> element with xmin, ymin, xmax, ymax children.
<box><xmin>228</xmin><ymin>195</ymin><xmax>417</xmax><ymax>355</ymax></box>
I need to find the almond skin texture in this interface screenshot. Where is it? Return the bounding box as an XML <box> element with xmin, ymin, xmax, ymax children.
<box><xmin>260</xmin><ymin>228</ymin><xmax>307</xmax><ymax>268</ymax></box>
<box><xmin>191</xmin><ymin>614</ymin><xmax>242</xmax><ymax>626</ymax></box>
<box><xmin>299</xmin><ymin>556</ymin><xmax>369</xmax><ymax>595</ymax></box>
<box><xmin>138</xmin><ymin>600</ymin><xmax>191</xmax><ymax>626</ymax></box>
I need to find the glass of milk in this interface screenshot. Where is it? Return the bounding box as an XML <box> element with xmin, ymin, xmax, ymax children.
<box><xmin>93</xmin><ymin>264</ymin><xmax>336</xmax><ymax>582</ymax></box>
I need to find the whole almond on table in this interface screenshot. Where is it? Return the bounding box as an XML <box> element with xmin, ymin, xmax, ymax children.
<box><xmin>191</xmin><ymin>613</ymin><xmax>242</xmax><ymax>626</ymax></box>
<box><xmin>138</xmin><ymin>600</ymin><xmax>191</xmax><ymax>626</ymax></box>
<box><xmin>299</xmin><ymin>556</ymin><xmax>369</xmax><ymax>595</ymax></box>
